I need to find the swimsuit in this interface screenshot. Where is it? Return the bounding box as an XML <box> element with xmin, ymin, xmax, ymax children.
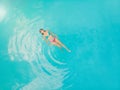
<box><xmin>46</xmin><ymin>32</ymin><xmax>50</xmax><ymax>39</ymax></box>
<box><xmin>50</xmin><ymin>37</ymin><xmax>56</xmax><ymax>42</ymax></box>
<box><xmin>46</xmin><ymin>32</ymin><xmax>56</xmax><ymax>42</ymax></box>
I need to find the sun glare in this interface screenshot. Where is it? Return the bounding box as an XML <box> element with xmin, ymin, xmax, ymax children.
<box><xmin>0</xmin><ymin>6</ymin><xmax>7</xmax><ymax>22</ymax></box>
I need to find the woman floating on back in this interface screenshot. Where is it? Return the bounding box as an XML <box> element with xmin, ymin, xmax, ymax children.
<box><xmin>39</xmin><ymin>29</ymin><xmax>71</xmax><ymax>52</ymax></box>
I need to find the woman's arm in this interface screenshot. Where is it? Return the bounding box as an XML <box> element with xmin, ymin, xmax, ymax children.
<box><xmin>49</xmin><ymin>31</ymin><xmax>58</xmax><ymax>38</ymax></box>
<box><xmin>46</xmin><ymin>30</ymin><xmax>57</xmax><ymax>37</ymax></box>
<box><xmin>42</xmin><ymin>36</ymin><xmax>51</xmax><ymax>45</ymax></box>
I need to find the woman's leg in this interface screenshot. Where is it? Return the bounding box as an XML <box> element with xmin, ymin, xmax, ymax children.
<box><xmin>52</xmin><ymin>42</ymin><xmax>61</xmax><ymax>48</ymax></box>
<box><xmin>55</xmin><ymin>39</ymin><xmax>71</xmax><ymax>52</ymax></box>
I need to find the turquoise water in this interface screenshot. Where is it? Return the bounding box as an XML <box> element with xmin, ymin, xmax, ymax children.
<box><xmin>0</xmin><ymin>0</ymin><xmax>120</xmax><ymax>90</ymax></box>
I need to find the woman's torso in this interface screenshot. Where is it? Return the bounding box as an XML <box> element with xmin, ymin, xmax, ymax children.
<box><xmin>45</xmin><ymin>32</ymin><xmax>55</xmax><ymax>41</ymax></box>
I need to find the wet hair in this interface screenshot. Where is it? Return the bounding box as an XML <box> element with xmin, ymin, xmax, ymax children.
<box><xmin>39</xmin><ymin>28</ymin><xmax>44</xmax><ymax>33</ymax></box>
<box><xmin>39</xmin><ymin>28</ymin><xmax>46</xmax><ymax>35</ymax></box>
<box><xmin>40</xmin><ymin>28</ymin><xmax>43</xmax><ymax>30</ymax></box>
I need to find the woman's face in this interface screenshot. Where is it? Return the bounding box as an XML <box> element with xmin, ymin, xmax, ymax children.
<box><xmin>40</xmin><ymin>30</ymin><xmax>46</xmax><ymax>35</ymax></box>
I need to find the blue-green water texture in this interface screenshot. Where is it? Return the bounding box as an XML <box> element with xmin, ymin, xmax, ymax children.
<box><xmin>0</xmin><ymin>0</ymin><xmax>120</xmax><ymax>90</ymax></box>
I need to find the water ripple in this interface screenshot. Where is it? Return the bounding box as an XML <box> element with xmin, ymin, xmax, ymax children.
<box><xmin>8</xmin><ymin>15</ymin><xmax>69</xmax><ymax>90</ymax></box>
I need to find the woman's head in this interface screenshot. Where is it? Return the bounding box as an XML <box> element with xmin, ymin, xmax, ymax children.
<box><xmin>39</xmin><ymin>29</ymin><xmax>45</xmax><ymax>35</ymax></box>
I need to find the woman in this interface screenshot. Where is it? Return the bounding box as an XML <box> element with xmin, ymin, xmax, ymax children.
<box><xmin>39</xmin><ymin>29</ymin><xmax>71</xmax><ymax>52</ymax></box>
